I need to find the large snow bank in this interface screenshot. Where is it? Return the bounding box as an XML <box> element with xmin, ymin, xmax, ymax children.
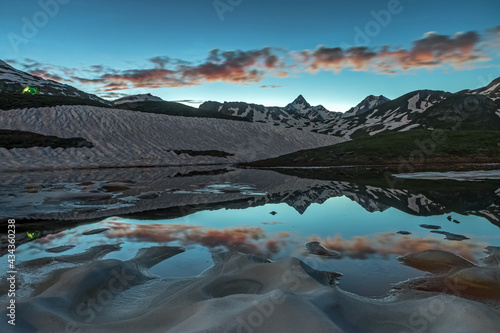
<box><xmin>0</xmin><ymin>105</ymin><xmax>345</xmax><ymax>170</ymax></box>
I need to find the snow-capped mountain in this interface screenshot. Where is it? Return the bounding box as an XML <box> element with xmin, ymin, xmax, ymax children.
<box><xmin>288</xmin><ymin>90</ymin><xmax>450</xmax><ymax>138</ymax></box>
<box><xmin>114</xmin><ymin>93</ymin><xmax>164</xmax><ymax>105</ymax></box>
<box><xmin>0</xmin><ymin>60</ymin><xmax>106</xmax><ymax>103</ymax></box>
<box><xmin>415</xmin><ymin>85</ymin><xmax>500</xmax><ymax>130</ymax></box>
<box><xmin>200</xmin><ymin>76</ymin><xmax>500</xmax><ymax>139</ymax></box>
<box><xmin>248</xmin><ymin>180</ymin><xmax>500</xmax><ymax>227</ymax></box>
<box><xmin>4</xmin><ymin>165</ymin><xmax>498</xmax><ymax>227</ymax></box>
<box><xmin>4</xmin><ymin>57</ymin><xmax>499</xmax><ymax>140</ymax></box>
<box><xmin>284</xmin><ymin>94</ymin><xmax>310</xmax><ymax>113</ymax></box>
<box><xmin>473</xmin><ymin>76</ymin><xmax>500</xmax><ymax>100</ymax></box>
<box><xmin>199</xmin><ymin>95</ymin><xmax>341</xmax><ymax>129</ymax></box>
<box><xmin>342</xmin><ymin>95</ymin><xmax>390</xmax><ymax>117</ymax></box>
<box><xmin>201</xmin><ymin>91</ymin><xmax>454</xmax><ymax>138</ymax></box>
<box><xmin>284</xmin><ymin>95</ymin><xmax>329</xmax><ymax>120</ymax></box>
<box><xmin>199</xmin><ymin>101</ymin><xmax>290</xmax><ymax>123</ymax></box>
<box><xmin>312</xmin><ymin>104</ymin><xmax>334</xmax><ymax>120</ymax></box>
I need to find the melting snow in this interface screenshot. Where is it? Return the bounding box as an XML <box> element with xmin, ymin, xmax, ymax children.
<box><xmin>399</xmin><ymin>124</ymin><xmax>420</xmax><ymax>132</ymax></box>
<box><xmin>0</xmin><ymin>105</ymin><xmax>345</xmax><ymax>171</ymax></box>
<box><xmin>480</xmin><ymin>82</ymin><xmax>500</xmax><ymax>96</ymax></box>
<box><xmin>395</xmin><ymin>170</ymin><xmax>500</xmax><ymax>181</ymax></box>
<box><xmin>407</xmin><ymin>94</ymin><xmax>420</xmax><ymax>112</ymax></box>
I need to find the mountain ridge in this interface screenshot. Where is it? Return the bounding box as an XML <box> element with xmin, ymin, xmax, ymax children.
<box><xmin>114</xmin><ymin>93</ymin><xmax>164</xmax><ymax>105</ymax></box>
<box><xmin>342</xmin><ymin>95</ymin><xmax>391</xmax><ymax>118</ymax></box>
<box><xmin>200</xmin><ymin>76</ymin><xmax>500</xmax><ymax>138</ymax></box>
<box><xmin>0</xmin><ymin>60</ymin><xmax>108</xmax><ymax>104</ymax></box>
<box><xmin>2</xmin><ymin>59</ymin><xmax>499</xmax><ymax>139</ymax></box>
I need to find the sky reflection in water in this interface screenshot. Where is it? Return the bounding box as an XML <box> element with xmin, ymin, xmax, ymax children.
<box><xmin>17</xmin><ymin>195</ymin><xmax>500</xmax><ymax>297</ymax></box>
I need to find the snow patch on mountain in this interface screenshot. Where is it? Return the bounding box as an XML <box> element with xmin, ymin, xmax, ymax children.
<box><xmin>114</xmin><ymin>93</ymin><xmax>164</xmax><ymax>105</ymax></box>
<box><xmin>398</xmin><ymin>124</ymin><xmax>421</xmax><ymax>132</ymax></box>
<box><xmin>285</xmin><ymin>95</ymin><xmax>311</xmax><ymax>116</ymax></box>
<box><xmin>407</xmin><ymin>94</ymin><xmax>421</xmax><ymax>112</ymax></box>
<box><xmin>343</xmin><ymin>95</ymin><xmax>390</xmax><ymax>117</ymax></box>
<box><xmin>474</xmin><ymin>77</ymin><xmax>500</xmax><ymax>101</ymax></box>
<box><xmin>407</xmin><ymin>92</ymin><xmax>443</xmax><ymax>113</ymax></box>
<box><xmin>481</xmin><ymin>82</ymin><xmax>500</xmax><ymax>96</ymax></box>
<box><xmin>0</xmin><ymin>105</ymin><xmax>345</xmax><ymax>171</ymax></box>
<box><xmin>201</xmin><ymin>95</ymin><xmax>341</xmax><ymax>126</ymax></box>
<box><xmin>311</xmin><ymin>105</ymin><xmax>333</xmax><ymax>119</ymax></box>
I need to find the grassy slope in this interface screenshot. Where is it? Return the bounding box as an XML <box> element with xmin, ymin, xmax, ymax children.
<box><xmin>115</xmin><ymin>101</ymin><xmax>250</xmax><ymax>122</ymax></box>
<box><xmin>246</xmin><ymin>130</ymin><xmax>500</xmax><ymax>167</ymax></box>
<box><xmin>0</xmin><ymin>94</ymin><xmax>249</xmax><ymax>122</ymax></box>
<box><xmin>0</xmin><ymin>94</ymin><xmax>112</xmax><ymax>110</ymax></box>
<box><xmin>0</xmin><ymin>129</ymin><xmax>93</xmax><ymax>149</ymax></box>
<box><xmin>415</xmin><ymin>94</ymin><xmax>500</xmax><ymax>130</ymax></box>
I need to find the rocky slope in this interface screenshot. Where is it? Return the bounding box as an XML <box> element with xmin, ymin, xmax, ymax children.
<box><xmin>201</xmin><ymin>77</ymin><xmax>500</xmax><ymax>139</ymax></box>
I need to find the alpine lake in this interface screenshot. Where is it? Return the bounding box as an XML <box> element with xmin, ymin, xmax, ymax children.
<box><xmin>1</xmin><ymin>166</ymin><xmax>499</xmax><ymax>299</ymax></box>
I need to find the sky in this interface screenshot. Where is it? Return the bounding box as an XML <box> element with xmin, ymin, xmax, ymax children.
<box><xmin>1</xmin><ymin>0</ymin><xmax>500</xmax><ymax>111</ymax></box>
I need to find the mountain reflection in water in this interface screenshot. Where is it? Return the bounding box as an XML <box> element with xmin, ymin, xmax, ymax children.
<box><xmin>1</xmin><ymin>166</ymin><xmax>499</xmax><ymax>296</ymax></box>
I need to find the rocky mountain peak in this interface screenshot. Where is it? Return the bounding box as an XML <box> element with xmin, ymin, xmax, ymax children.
<box><xmin>293</xmin><ymin>94</ymin><xmax>308</xmax><ymax>105</ymax></box>
<box><xmin>285</xmin><ymin>94</ymin><xmax>312</xmax><ymax>114</ymax></box>
<box><xmin>343</xmin><ymin>95</ymin><xmax>390</xmax><ymax>117</ymax></box>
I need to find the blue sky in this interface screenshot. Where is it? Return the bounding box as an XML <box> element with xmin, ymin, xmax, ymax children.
<box><xmin>1</xmin><ymin>0</ymin><xmax>499</xmax><ymax>110</ymax></box>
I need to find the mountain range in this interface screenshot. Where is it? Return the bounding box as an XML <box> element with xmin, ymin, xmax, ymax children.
<box><xmin>1</xmin><ymin>59</ymin><xmax>500</xmax><ymax>140</ymax></box>
<box><xmin>200</xmin><ymin>77</ymin><xmax>500</xmax><ymax>138</ymax></box>
<box><xmin>2</xmin><ymin>166</ymin><xmax>499</xmax><ymax>230</ymax></box>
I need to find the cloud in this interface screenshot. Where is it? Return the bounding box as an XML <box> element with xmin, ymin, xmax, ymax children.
<box><xmin>99</xmin><ymin>91</ymin><xmax>129</xmax><ymax>100</ymax></box>
<box><xmin>260</xmin><ymin>85</ymin><xmax>282</xmax><ymax>89</ymax></box>
<box><xmin>381</xmin><ymin>30</ymin><xmax>487</xmax><ymax>70</ymax></box>
<box><xmin>104</xmin><ymin>222</ymin><xmax>279</xmax><ymax>256</ymax></box>
<box><xmin>104</xmin><ymin>68</ymin><xmax>177</xmax><ymax>85</ymax></box>
<box><xmin>71</xmin><ymin>76</ymin><xmax>105</xmax><ymax>84</ymax></box>
<box><xmin>103</xmin><ymin>221</ymin><xmax>486</xmax><ymax>261</ymax></box>
<box><xmin>101</xmin><ymin>82</ymin><xmax>129</xmax><ymax>92</ymax></box>
<box><xmin>346</xmin><ymin>47</ymin><xmax>378</xmax><ymax>70</ymax></box>
<box><xmin>22</xmin><ymin>58</ymin><xmax>42</xmax><ymax>69</ymax></box>
<box><xmin>486</xmin><ymin>26</ymin><xmax>500</xmax><ymax>47</ymax></box>
<box><xmin>300</xmin><ymin>46</ymin><xmax>344</xmax><ymax>72</ymax></box>
<box><xmin>171</xmin><ymin>99</ymin><xmax>204</xmax><ymax>104</ymax></box>
<box><xmin>54</xmin><ymin>48</ymin><xmax>283</xmax><ymax>92</ymax></box>
<box><xmin>11</xmin><ymin>59</ymin><xmax>75</xmax><ymax>83</ymax></box>
<box><xmin>265</xmin><ymin>54</ymin><xmax>280</xmax><ymax>68</ymax></box>
<box><xmin>89</xmin><ymin>69</ymin><xmax>189</xmax><ymax>91</ymax></box>
<box><xmin>301</xmin><ymin>30</ymin><xmax>489</xmax><ymax>73</ymax></box>
<box><xmin>149</xmin><ymin>56</ymin><xmax>171</xmax><ymax>69</ymax></box>
<box><xmin>179</xmin><ymin>48</ymin><xmax>280</xmax><ymax>84</ymax></box>
<box><xmin>29</xmin><ymin>69</ymin><xmax>64</xmax><ymax>82</ymax></box>
<box><xmin>308</xmin><ymin>233</ymin><xmax>486</xmax><ymax>261</ymax></box>
<box><xmin>89</xmin><ymin>65</ymin><xmax>104</xmax><ymax>72</ymax></box>
<box><xmin>8</xmin><ymin>26</ymin><xmax>499</xmax><ymax>97</ymax></box>
<box><xmin>276</xmin><ymin>71</ymin><xmax>289</xmax><ymax>78</ymax></box>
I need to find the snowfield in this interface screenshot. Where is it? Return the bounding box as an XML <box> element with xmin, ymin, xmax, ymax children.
<box><xmin>0</xmin><ymin>105</ymin><xmax>345</xmax><ymax>170</ymax></box>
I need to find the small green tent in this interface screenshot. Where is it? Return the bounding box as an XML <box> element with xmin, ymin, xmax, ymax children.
<box><xmin>22</xmin><ymin>86</ymin><xmax>39</xmax><ymax>95</ymax></box>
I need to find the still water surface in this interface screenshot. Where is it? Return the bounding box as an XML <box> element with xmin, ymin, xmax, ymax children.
<box><xmin>2</xmin><ymin>167</ymin><xmax>499</xmax><ymax>297</ymax></box>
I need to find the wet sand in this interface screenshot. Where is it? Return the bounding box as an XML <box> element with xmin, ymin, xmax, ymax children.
<box><xmin>1</xmin><ymin>245</ymin><xmax>499</xmax><ymax>332</ymax></box>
